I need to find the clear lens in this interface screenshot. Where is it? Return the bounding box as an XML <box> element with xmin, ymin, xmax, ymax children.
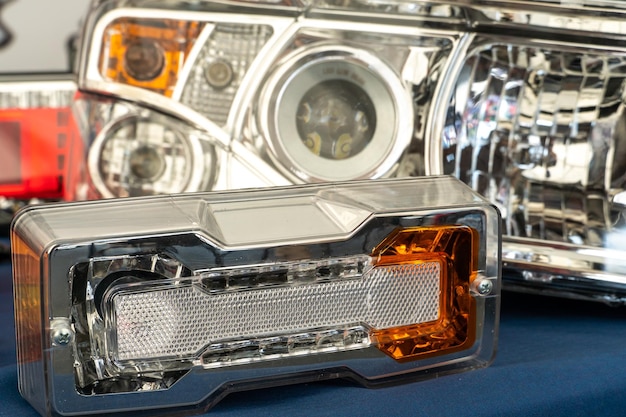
<box><xmin>88</xmin><ymin>116</ymin><xmax>210</xmax><ymax>197</ymax></box>
<box><xmin>72</xmin><ymin>92</ymin><xmax>290</xmax><ymax>198</ymax></box>
<box><xmin>106</xmin><ymin>258</ymin><xmax>440</xmax><ymax>362</ymax></box>
<box><xmin>442</xmin><ymin>45</ymin><xmax>625</xmax><ymax>243</ymax></box>
<box><xmin>439</xmin><ymin>41</ymin><xmax>626</xmax><ymax>300</ymax></box>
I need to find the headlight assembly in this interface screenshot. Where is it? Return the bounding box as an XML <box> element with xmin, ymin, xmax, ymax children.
<box><xmin>73</xmin><ymin>0</ymin><xmax>626</xmax><ymax>303</ymax></box>
<box><xmin>12</xmin><ymin>176</ymin><xmax>501</xmax><ymax>417</ymax></box>
<box><xmin>76</xmin><ymin>0</ymin><xmax>455</xmax><ymax>192</ymax></box>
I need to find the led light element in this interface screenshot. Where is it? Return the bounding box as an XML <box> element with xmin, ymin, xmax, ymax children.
<box><xmin>12</xmin><ymin>176</ymin><xmax>500</xmax><ymax>416</ymax></box>
<box><xmin>258</xmin><ymin>45</ymin><xmax>414</xmax><ymax>182</ymax></box>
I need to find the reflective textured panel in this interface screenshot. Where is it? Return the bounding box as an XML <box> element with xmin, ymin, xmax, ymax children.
<box><xmin>443</xmin><ymin>45</ymin><xmax>626</xmax><ymax>240</ymax></box>
<box><xmin>179</xmin><ymin>23</ymin><xmax>274</xmax><ymax>126</ymax></box>
<box><xmin>110</xmin><ymin>260</ymin><xmax>440</xmax><ymax>361</ymax></box>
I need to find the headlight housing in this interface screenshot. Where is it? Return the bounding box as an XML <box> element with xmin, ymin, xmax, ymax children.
<box><xmin>76</xmin><ymin>0</ymin><xmax>458</xmax><ymax>196</ymax></box>
<box><xmin>72</xmin><ymin>0</ymin><xmax>626</xmax><ymax>303</ymax></box>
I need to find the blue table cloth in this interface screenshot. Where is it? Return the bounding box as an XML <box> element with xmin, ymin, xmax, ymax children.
<box><xmin>2</xmin><ymin>257</ymin><xmax>626</xmax><ymax>417</ymax></box>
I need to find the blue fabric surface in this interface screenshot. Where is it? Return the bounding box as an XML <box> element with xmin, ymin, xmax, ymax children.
<box><xmin>2</xmin><ymin>257</ymin><xmax>626</xmax><ymax>416</ymax></box>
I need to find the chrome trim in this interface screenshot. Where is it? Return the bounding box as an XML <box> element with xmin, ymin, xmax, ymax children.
<box><xmin>424</xmin><ymin>32</ymin><xmax>474</xmax><ymax>176</ymax></box>
<box><xmin>503</xmin><ymin>236</ymin><xmax>626</xmax><ymax>304</ymax></box>
<box><xmin>0</xmin><ymin>78</ymin><xmax>75</xmax><ymax>109</ymax></box>
<box><xmin>227</xmin><ymin>17</ymin><xmax>300</xmax><ymax>136</ymax></box>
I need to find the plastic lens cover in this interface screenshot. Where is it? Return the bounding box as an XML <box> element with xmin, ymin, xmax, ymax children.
<box><xmin>12</xmin><ymin>176</ymin><xmax>500</xmax><ymax>416</ymax></box>
<box><xmin>73</xmin><ymin>0</ymin><xmax>626</xmax><ymax>302</ymax></box>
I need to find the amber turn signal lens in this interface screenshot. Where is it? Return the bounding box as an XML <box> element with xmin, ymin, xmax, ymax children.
<box><xmin>100</xmin><ymin>18</ymin><xmax>203</xmax><ymax>96</ymax></box>
<box><xmin>12</xmin><ymin>234</ymin><xmax>43</xmax><ymax>365</ymax></box>
<box><xmin>372</xmin><ymin>226</ymin><xmax>478</xmax><ymax>361</ymax></box>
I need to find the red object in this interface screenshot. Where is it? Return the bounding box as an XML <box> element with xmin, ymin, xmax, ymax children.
<box><xmin>0</xmin><ymin>107</ymin><xmax>81</xmax><ymax>200</ymax></box>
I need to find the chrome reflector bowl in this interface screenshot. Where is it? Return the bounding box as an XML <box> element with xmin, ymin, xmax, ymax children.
<box><xmin>432</xmin><ymin>4</ymin><xmax>626</xmax><ymax>304</ymax></box>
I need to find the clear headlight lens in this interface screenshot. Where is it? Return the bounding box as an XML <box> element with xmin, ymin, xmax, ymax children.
<box><xmin>87</xmin><ymin>115</ymin><xmax>214</xmax><ymax>197</ymax></box>
<box><xmin>12</xmin><ymin>176</ymin><xmax>500</xmax><ymax>416</ymax></box>
<box><xmin>434</xmin><ymin>30</ymin><xmax>626</xmax><ymax>303</ymax></box>
<box><xmin>73</xmin><ymin>0</ymin><xmax>626</xmax><ymax>302</ymax></box>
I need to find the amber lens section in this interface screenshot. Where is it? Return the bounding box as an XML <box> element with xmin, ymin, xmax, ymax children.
<box><xmin>11</xmin><ymin>233</ymin><xmax>43</xmax><ymax>364</ymax></box>
<box><xmin>371</xmin><ymin>226</ymin><xmax>478</xmax><ymax>361</ymax></box>
<box><xmin>99</xmin><ymin>18</ymin><xmax>204</xmax><ymax>97</ymax></box>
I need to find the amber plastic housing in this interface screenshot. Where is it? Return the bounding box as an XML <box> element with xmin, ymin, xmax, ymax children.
<box><xmin>100</xmin><ymin>18</ymin><xmax>204</xmax><ymax>96</ymax></box>
<box><xmin>12</xmin><ymin>233</ymin><xmax>43</xmax><ymax>365</ymax></box>
<box><xmin>372</xmin><ymin>226</ymin><xmax>478</xmax><ymax>361</ymax></box>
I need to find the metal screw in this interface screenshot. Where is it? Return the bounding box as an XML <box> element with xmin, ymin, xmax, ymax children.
<box><xmin>52</xmin><ymin>328</ymin><xmax>72</xmax><ymax>346</ymax></box>
<box><xmin>50</xmin><ymin>319</ymin><xmax>73</xmax><ymax>346</ymax></box>
<box><xmin>473</xmin><ymin>277</ymin><xmax>493</xmax><ymax>296</ymax></box>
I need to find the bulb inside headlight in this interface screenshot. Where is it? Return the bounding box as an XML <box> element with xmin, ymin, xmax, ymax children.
<box><xmin>296</xmin><ymin>79</ymin><xmax>376</xmax><ymax>160</ymax></box>
<box><xmin>257</xmin><ymin>45</ymin><xmax>414</xmax><ymax>182</ymax></box>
